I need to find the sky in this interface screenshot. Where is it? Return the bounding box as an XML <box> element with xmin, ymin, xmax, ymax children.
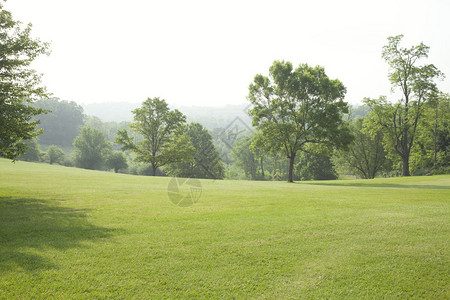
<box><xmin>5</xmin><ymin>0</ymin><xmax>450</xmax><ymax>107</ymax></box>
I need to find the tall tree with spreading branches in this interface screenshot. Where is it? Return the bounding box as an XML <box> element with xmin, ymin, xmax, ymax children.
<box><xmin>116</xmin><ymin>97</ymin><xmax>194</xmax><ymax>176</ymax></box>
<box><xmin>248</xmin><ymin>60</ymin><xmax>352</xmax><ymax>182</ymax></box>
<box><xmin>364</xmin><ymin>35</ymin><xmax>444</xmax><ymax>176</ymax></box>
<box><xmin>0</xmin><ymin>3</ymin><xmax>50</xmax><ymax>160</ymax></box>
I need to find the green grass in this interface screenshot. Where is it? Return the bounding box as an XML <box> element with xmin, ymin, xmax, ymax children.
<box><xmin>0</xmin><ymin>159</ymin><xmax>449</xmax><ymax>299</ymax></box>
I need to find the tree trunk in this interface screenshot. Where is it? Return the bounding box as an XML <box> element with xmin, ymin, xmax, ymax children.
<box><xmin>152</xmin><ymin>164</ymin><xmax>157</xmax><ymax>176</ymax></box>
<box><xmin>402</xmin><ymin>126</ymin><xmax>411</xmax><ymax>176</ymax></box>
<box><xmin>260</xmin><ymin>157</ymin><xmax>265</xmax><ymax>178</ymax></box>
<box><xmin>114</xmin><ymin>167</ymin><xmax>118</xmax><ymax>173</ymax></box>
<box><xmin>434</xmin><ymin>108</ymin><xmax>438</xmax><ymax>166</ymax></box>
<box><xmin>288</xmin><ymin>155</ymin><xmax>296</xmax><ymax>183</ymax></box>
<box><xmin>402</xmin><ymin>155</ymin><xmax>410</xmax><ymax>176</ymax></box>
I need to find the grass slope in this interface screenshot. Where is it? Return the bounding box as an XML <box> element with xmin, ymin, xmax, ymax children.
<box><xmin>0</xmin><ymin>159</ymin><xmax>449</xmax><ymax>299</ymax></box>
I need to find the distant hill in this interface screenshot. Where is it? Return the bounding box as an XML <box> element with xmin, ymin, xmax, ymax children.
<box><xmin>82</xmin><ymin>102</ymin><xmax>140</xmax><ymax>122</ymax></box>
<box><xmin>82</xmin><ymin>102</ymin><xmax>253</xmax><ymax>130</ymax></box>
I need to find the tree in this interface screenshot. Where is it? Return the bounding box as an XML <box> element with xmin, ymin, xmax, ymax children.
<box><xmin>364</xmin><ymin>35</ymin><xmax>444</xmax><ymax>176</ymax></box>
<box><xmin>248</xmin><ymin>60</ymin><xmax>352</xmax><ymax>182</ymax></box>
<box><xmin>106</xmin><ymin>151</ymin><xmax>128</xmax><ymax>173</ymax></box>
<box><xmin>45</xmin><ymin>145</ymin><xmax>65</xmax><ymax>165</ymax></box>
<box><xmin>73</xmin><ymin>126</ymin><xmax>111</xmax><ymax>170</ymax></box>
<box><xmin>165</xmin><ymin>122</ymin><xmax>224</xmax><ymax>179</ymax></box>
<box><xmin>333</xmin><ymin>118</ymin><xmax>389</xmax><ymax>179</ymax></box>
<box><xmin>32</xmin><ymin>98</ymin><xmax>85</xmax><ymax>147</ymax></box>
<box><xmin>0</xmin><ymin>3</ymin><xmax>50</xmax><ymax>160</ymax></box>
<box><xmin>115</xmin><ymin>97</ymin><xmax>194</xmax><ymax>176</ymax></box>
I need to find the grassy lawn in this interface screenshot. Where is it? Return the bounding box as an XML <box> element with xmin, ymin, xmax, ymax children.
<box><xmin>0</xmin><ymin>159</ymin><xmax>449</xmax><ymax>299</ymax></box>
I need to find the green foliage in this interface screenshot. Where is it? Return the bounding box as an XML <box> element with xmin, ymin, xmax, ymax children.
<box><xmin>73</xmin><ymin>126</ymin><xmax>111</xmax><ymax>170</ymax></box>
<box><xmin>127</xmin><ymin>161</ymin><xmax>165</xmax><ymax>176</ymax></box>
<box><xmin>412</xmin><ymin>93</ymin><xmax>450</xmax><ymax>174</ymax></box>
<box><xmin>333</xmin><ymin>118</ymin><xmax>390</xmax><ymax>179</ymax></box>
<box><xmin>0</xmin><ymin>4</ymin><xmax>50</xmax><ymax>160</ymax></box>
<box><xmin>231</xmin><ymin>135</ymin><xmax>265</xmax><ymax>180</ymax></box>
<box><xmin>45</xmin><ymin>145</ymin><xmax>65</xmax><ymax>165</ymax></box>
<box><xmin>296</xmin><ymin>151</ymin><xmax>338</xmax><ymax>181</ymax></box>
<box><xmin>17</xmin><ymin>139</ymin><xmax>41</xmax><ymax>162</ymax></box>
<box><xmin>62</xmin><ymin>155</ymin><xmax>75</xmax><ymax>167</ymax></box>
<box><xmin>32</xmin><ymin>98</ymin><xmax>85</xmax><ymax>147</ymax></box>
<box><xmin>248</xmin><ymin>60</ymin><xmax>352</xmax><ymax>182</ymax></box>
<box><xmin>210</xmin><ymin>127</ymin><xmax>253</xmax><ymax>165</ymax></box>
<box><xmin>364</xmin><ymin>35</ymin><xmax>444</xmax><ymax>176</ymax></box>
<box><xmin>165</xmin><ymin>123</ymin><xmax>224</xmax><ymax>179</ymax></box>
<box><xmin>84</xmin><ymin>115</ymin><xmax>133</xmax><ymax>146</ymax></box>
<box><xmin>116</xmin><ymin>97</ymin><xmax>194</xmax><ymax>176</ymax></box>
<box><xmin>106</xmin><ymin>151</ymin><xmax>128</xmax><ymax>173</ymax></box>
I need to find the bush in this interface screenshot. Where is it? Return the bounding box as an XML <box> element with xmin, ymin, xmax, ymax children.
<box><xmin>45</xmin><ymin>145</ymin><xmax>65</xmax><ymax>165</ymax></box>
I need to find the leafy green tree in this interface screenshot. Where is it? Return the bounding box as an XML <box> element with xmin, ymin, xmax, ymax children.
<box><xmin>115</xmin><ymin>97</ymin><xmax>194</xmax><ymax>176</ymax></box>
<box><xmin>333</xmin><ymin>118</ymin><xmax>389</xmax><ymax>179</ymax></box>
<box><xmin>45</xmin><ymin>145</ymin><xmax>65</xmax><ymax>165</ymax></box>
<box><xmin>364</xmin><ymin>35</ymin><xmax>444</xmax><ymax>176</ymax></box>
<box><xmin>73</xmin><ymin>126</ymin><xmax>111</xmax><ymax>170</ymax></box>
<box><xmin>248</xmin><ymin>60</ymin><xmax>352</xmax><ymax>182</ymax></box>
<box><xmin>165</xmin><ymin>123</ymin><xmax>224</xmax><ymax>179</ymax></box>
<box><xmin>106</xmin><ymin>151</ymin><xmax>128</xmax><ymax>173</ymax></box>
<box><xmin>0</xmin><ymin>3</ymin><xmax>49</xmax><ymax>160</ymax></box>
<box><xmin>33</xmin><ymin>98</ymin><xmax>85</xmax><ymax>147</ymax></box>
<box><xmin>18</xmin><ymin>139</ymin><xmax>41</xmax><ymax>162</ymax></box>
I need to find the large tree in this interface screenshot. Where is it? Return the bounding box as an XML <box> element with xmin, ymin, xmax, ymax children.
<box><xmin>364</xmin><ymin>35</ymin><xmax>444</xmax><ymax>176</ymax></box>
<box><xmin>248</xmin><ymin>61</ymin><xmax>352</xmax><ymax>182</ymax></box>
<box><xmin>0</xmin><ymin>3</ymin><xmax>50</xmax><ymax>160</ymax></box>
<box><xmin>115</xmin><ymin>97</ymin><xmax>194</xmax><ymax>176</ymax></box>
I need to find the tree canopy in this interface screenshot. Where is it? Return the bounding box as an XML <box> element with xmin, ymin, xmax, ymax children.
<box><xmin>106</xmin><ymin>151</ymin><xmax>128</xmax><ymax>173</ymax></box>
<box><xmin>248</xmin><ymin>60</ymin><xmax>352</xmax><ymax>182</ymax></box>
<box><xmin>116</xmin><ymin>97</ymin><xmax>194</xmax><ymax>176</ymax></box>
<box><xmin>0</xmin><ymin>3</ymin><xmax>50</xmax><ymax>160</ymax></box>
<box><xmin>73</xmin><ymin>126</ymin><xmax>111</xmax><ymax>170</ymax></box>
<box><xmin>332</xmin><ymin>118</ymin><xmax>388</xmax><ymax>179</ymax></box>
<box><xmin>165</xmin><ymin>122</ymin><xmax>224</xmax><ymax>179</ymax></box>
<box><xmin>364</xmin><ymin>35</ymin><xmax>444</xmax><ymax>176</ymax></box>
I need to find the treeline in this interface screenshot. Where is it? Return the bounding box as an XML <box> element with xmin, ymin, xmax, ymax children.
<box><xmin>19</xmin><ymin>91</ymin><xmax>448</xmax><ymax>181</ymax></box>
<box><xmin>19</xmin><ymin>97</ymin><xmax>225</xmax><ymax>178</ymax></box>
<box><xmin>16</xmin><ymin>35</ymin><xmax>449</xmax><ymax>180</ymax></box>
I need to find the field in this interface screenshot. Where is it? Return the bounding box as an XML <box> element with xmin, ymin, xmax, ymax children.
<box><xmin>0</xmin><ymin>159</ymin><xmax>449</xmax><ymax>299</ymax></box>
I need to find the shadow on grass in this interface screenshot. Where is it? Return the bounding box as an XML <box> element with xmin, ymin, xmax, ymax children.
<box><xmin>301</xmin><ymin>182</ymin><xmax>450</xmax><ymax>190</ymax></box>
<box><xmin>0</xmin><ymin>197</ymin><xmax>119</xmax><ymax>272</ymax></box>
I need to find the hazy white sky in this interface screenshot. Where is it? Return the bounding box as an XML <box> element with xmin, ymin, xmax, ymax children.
<box><xmin>5</xmin><ymin>0</ymin><xmax>450</xmax><ymax>107</ymax></box>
